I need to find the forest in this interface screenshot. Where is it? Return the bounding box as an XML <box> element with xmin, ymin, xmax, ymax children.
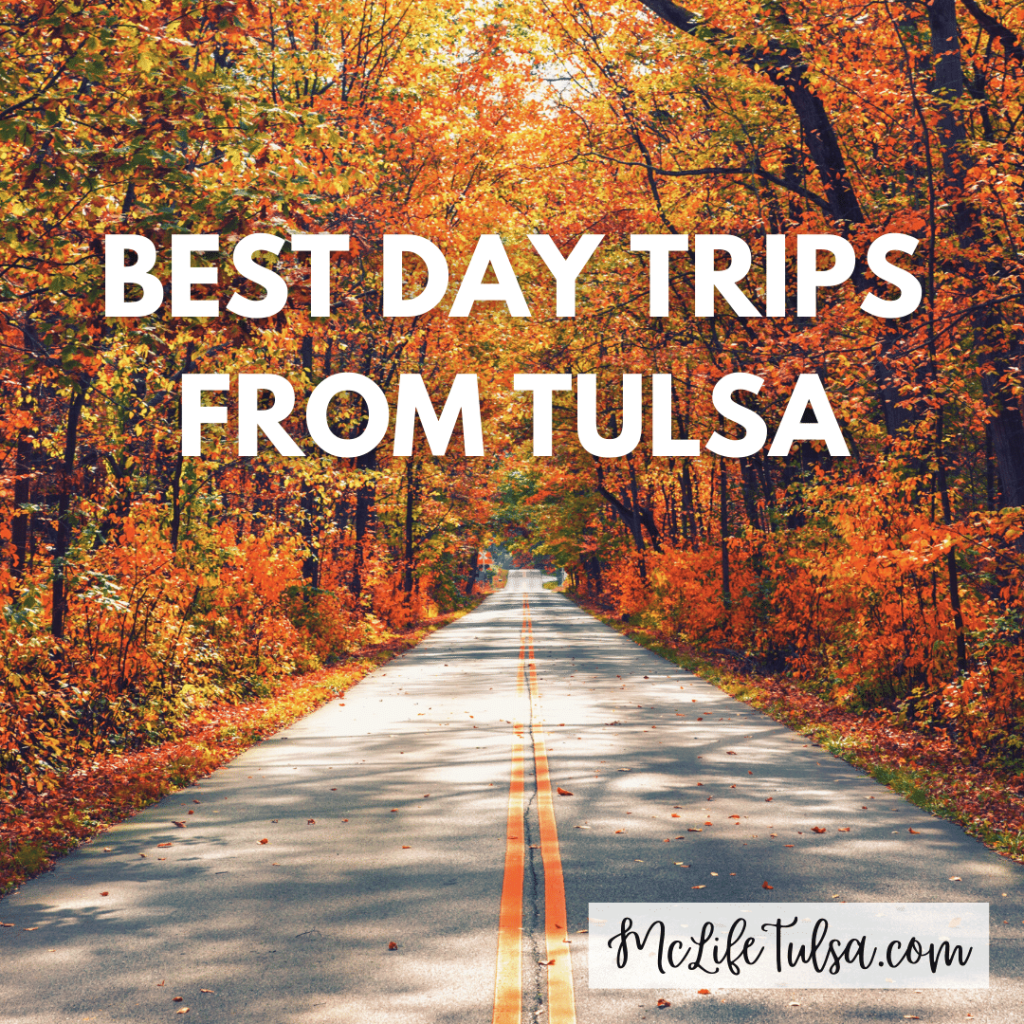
<box><xmin>1</xmin><ymin>0</ymin><xmax>1023</xmax><ymax>848</ymax></box>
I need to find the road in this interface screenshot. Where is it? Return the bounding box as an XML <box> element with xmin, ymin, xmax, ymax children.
<box><xmin>1</xmin><ymin>569</ymin><xmax>1021</xmax><ymax>1023</ymax></box>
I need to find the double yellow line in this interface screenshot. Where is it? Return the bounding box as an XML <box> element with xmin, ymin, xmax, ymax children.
<box><xmin>493</xmin><ymin>596</ymin><xmax>576</xmax><ymax>1024</ymax></box>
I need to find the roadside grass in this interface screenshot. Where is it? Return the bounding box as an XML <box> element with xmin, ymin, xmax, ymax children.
<box><xmin>0</xmin><ymin>604</ymin><xmax>478</xmax><ymax>899</ymax></box>
<box><xmin>568</xmin><ymin>593</ymin><xmax>1024</xmax><ymax>865</ymax></box>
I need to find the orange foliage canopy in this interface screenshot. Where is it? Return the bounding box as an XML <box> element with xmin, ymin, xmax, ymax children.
<box><xmin>0</xmin><ymin>0</ymin><xmax>1023</xmax><ymax>812</ymax></box>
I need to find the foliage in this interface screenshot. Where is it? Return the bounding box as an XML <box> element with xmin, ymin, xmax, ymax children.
<box><xmin>2</xmin><ymin>0</ymin><xmax>1024</xmax><ymax>830</ymax></box>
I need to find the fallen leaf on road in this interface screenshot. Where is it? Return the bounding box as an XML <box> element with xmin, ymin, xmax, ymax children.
<box><xmin>200</xmin><ymin>989</ymin><xmax>214</xmax><ymax>994</ymax></box>
<box><xmin>908</xmin><ymin>828</ymin><xmax>921</xmax><ymax>834</ymax></box>
<box><xmin>949</xmin><ymin>876</ymin><xmax>962</xmax><ymax>881</ymax></box>
<box><xmin>307</xmin><ymin>819</ymin><xmax>316</xmax><ymax>825</ymax></box>
<box><xmin>688</xmin><ymin>828</ymin><xmax>702</xmax><ymax>832</ymax></box>
<box><xmin>729</xmin><ymin>815</ymin><xmax>740</xmax><ymax>819</ymax></box>
<box><xmin>726</xmin><ymin>751</ymin><xmax>737</xmax><ymax>755</ymax></box>
<box><xmin>390</xmin><ymin>809</ymin><xmax>398</xmax><ymax>813</ymax></box>
<box><xmin>671</xmin><ymin>813</ymin><xmax>680</xmax><ymax>818</ymax></box>
<box><xmin>838</xmin><ymin>827</ymin><xmax>850</xmax><ymax>832</ymax></box>
<box><xmin>402</xmin><ymin>845</ymin><xmax>411</xmax><ymax>849</ymax></box>
<box><xmin>615</xmin><ymin>829</ymin><xmax>625</xmax><ymax>834</ymax></box>
<box><xmin>99</xmin><ymin>892</ymin><xmax>109</xmax><ymax>897</ymax></box>
<box><xmin>172</xmin><ymin>821</ymin><xmax>187</xmax><ymax>828</ymax></box>
<box><xmin>556</xmin><ymin>787</ymin><xmax>573</xmax><ymax>796</ymax></box>
<box><xmin>157</xmin><ymin>842</ymin><xmax>172</xmax><ymax>848</ymax></box>
<box><xmin>763</xmin><ymin>882</ymin><xmax>774</xmax><ymax>890</ymax></box>
<box><xmin>539</xmin><ymin>959</ymin><xmax>555</xmax><ymax>966</ymax></box>
<box><xmin>173</xmin><ymin>997</ymin><xmax>183</xmax><ymax>1002</ymax></box>
<box><xmin>765</xmin><ymin>797</ymin><xmax>773</xmax><ymax>802</ymax></box>
<box><xmin>157</xmin><ymin>981</ymin><xmax>165</xmax><ymax>987</ymax></box>
<box><xmin>698</xmin><ymin>988</ymin><xmax>710</xmax><ymax>995</ymax></box>
<box><xmin>812</xmin><ymin>827</ymin><xmax>826</xmax><ymax>834</ymax></box>
<box><xmin>784</xmin><ymin>844</ymin><xmax>794</xmax><ymax>848</ymax></box>
<box><xmin>692</xmin><ymin>884</ymin><xmax>705</xmax><ymax>889</ymax></box>
<box><xmin>388</xmin><ymin>941</ymin><xmax>398</xmax><ymax>950</ymax></box>
<box><xmin>176</xmin><ymin>1009</ymin><xmax>189</xmax><ymax>1015</ymax></box>
<box><xmin>788</xmin><ymin>1001</ymin><xmax>801</xmax><ymax>1006</ymax></box>
<box><xmin>657</xmin><ymin>998</ymin><xmax>671</xmax><ymax>1008</ymax></box>
<box><xmin>258</xmin><ymin>839</ymin><xmax>268</xmax><ymax>845</ymax></box>
<box><xmin>23</xmin><ymin>927</ymin><xmax>38</xmax><ymax>931</ymax></box>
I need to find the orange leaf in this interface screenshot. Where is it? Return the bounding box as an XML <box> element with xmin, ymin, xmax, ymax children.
<box><xmin>258</xmin><ymin>839</ymin><xmax>268</xmax><ymax>845</ymax></box>
<box><xmin>172</xmin><ymin>821</ymin><xmax>187</xmax><ymax>828</ymax></box>
<box><xmin>99</xmin><ymin>892</ymin><xmax>109</xmax><ymax>897</ymax></box>
<box><xmin>698</xmin><ymin>988</ymin><xmax>710</xmax><ymax>995</ymax></box>
<box><xmin>811</xmin><ymin>827</ymin><xmax>826</xmax><ymax>833</ymax></box>
<box><xmin>388</xmin><ymin>941</ymin><xmax>398</xmax><ymax>950</ymax></box>
<box><xmin>657</xmin><ymin>998</ymin><xmax>672</xmax><ymax>1007</ymax></box>
<box><xmin>908</xmin><ymin>828</ymin><xmax>921</xmax><ymax>834</ymax></box>
<box><xmin>556</xmin><ymin>787</ymin><xmax>573</xmax><ymax>796</ymax></box>
<box><xmin>762</xmin><ymin>881</ymin><xmax>774</xmax><ymax>890</ymax></box>
<box><xmin>157</xmin><ymin>843</ymin><xmax>172</xmax><ymax>848</ymax></box>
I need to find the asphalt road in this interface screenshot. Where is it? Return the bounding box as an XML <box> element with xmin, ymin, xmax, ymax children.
<box><xmin>1</xmin><ymin>569</ymin><xmax>1021</xmax><ymax>1023</ymax></box>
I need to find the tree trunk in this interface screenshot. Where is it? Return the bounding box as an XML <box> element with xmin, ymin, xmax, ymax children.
<box><xmin>51</xmin><ymin>388</ymin><xmax>87</xmax><ymax>639</ymax></box>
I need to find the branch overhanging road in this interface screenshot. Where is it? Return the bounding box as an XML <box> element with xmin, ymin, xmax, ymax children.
<box><xmin>1</xmin><ymin>569</ymin><xmax>1021</xmax><ymax>1023</ymax></box>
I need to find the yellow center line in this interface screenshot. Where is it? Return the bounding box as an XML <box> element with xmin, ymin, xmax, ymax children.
<box><xmin>493</xmin><ymin>594</ymin><xmax>577</xmax><ymax>1024</ymax></box>
<box><xmin>492</xmin><ymin>605</ymin><xmax>527</xmax><ymax>1024</ymax></box>
<box><xmin>525</xmin><ymin>597</ymin><xmax>577</xmax><ymax>1024</ymax></box>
